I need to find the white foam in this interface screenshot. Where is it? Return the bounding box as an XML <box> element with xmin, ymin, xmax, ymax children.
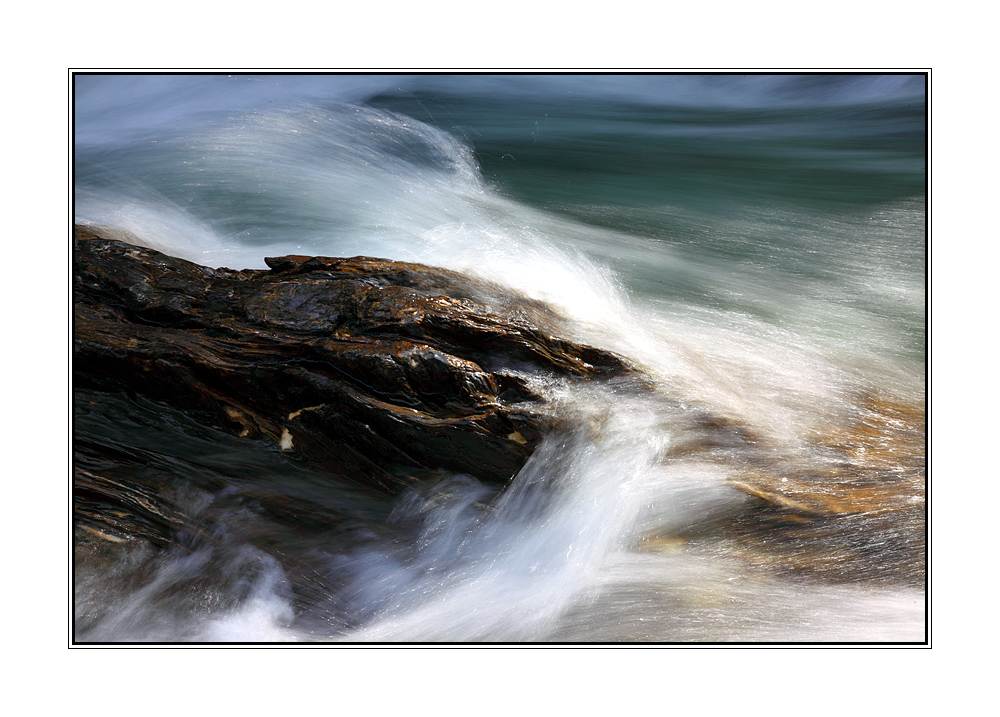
<box><xmin>332</xmin><ymin>388</ymin><xmax>747</xmax><ymax>641</ymax></box>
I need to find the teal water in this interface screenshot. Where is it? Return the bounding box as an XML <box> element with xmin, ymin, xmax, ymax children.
<box><xmin>73</xmin><ymin>74</ymin><xmax>926</xmax><ymax>642</ymax></box>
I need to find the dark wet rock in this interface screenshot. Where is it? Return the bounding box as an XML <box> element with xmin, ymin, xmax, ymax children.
<box><xmin>73</xmin><ymin>225</ymin><xmax>635</xmax><ymax>545</ymax></box>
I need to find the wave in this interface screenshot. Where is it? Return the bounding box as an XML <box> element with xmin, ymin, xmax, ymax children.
<box><xmin>73</xmin><ymin>80</ymin><xmax>926</xmax><ymax>642</ymax></box>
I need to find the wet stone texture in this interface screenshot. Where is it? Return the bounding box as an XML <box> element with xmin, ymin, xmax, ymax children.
<box><xmin>73</xmin><ymin>226</ymin><xmax>924</xmax><ymax>588</ymax></box>
<box><xmin>73</xmin><ymin>226</ymin><xmax>635</xmax><ymax>545</ymax></box>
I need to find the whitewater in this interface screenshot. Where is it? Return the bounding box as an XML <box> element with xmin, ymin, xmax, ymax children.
<box><xmin>73</xmin><ymin>74</ymin><xmax>926</xmax><ymax>642</ymax></box>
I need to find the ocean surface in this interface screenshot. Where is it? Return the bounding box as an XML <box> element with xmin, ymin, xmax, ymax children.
<box><xmin>73</xmin><ymin>73</ymin><xmax>927</xmax><ymax>643</ymax></box>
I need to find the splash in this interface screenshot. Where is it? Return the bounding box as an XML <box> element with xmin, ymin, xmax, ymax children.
<box><xmin>73</xmin><ymin>80</ymin><xmax>926</xmax><ymax>642</ymax></box>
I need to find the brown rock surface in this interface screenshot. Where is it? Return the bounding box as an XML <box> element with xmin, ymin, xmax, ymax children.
<box><xmin>73</xmin><ymin>225</ymin><xmax>636</xmax><ymax>544</ymax></box>
<box><xmin>73</xmin><ymin>226</ymin><xmax>924</xmax><ymax>587</ymax></box>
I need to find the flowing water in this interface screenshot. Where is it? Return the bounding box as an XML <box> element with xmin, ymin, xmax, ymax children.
<box><xmin>72</xmin><ymin>73</ymin><xmax>927</xmax><ymax>643</ymax></box>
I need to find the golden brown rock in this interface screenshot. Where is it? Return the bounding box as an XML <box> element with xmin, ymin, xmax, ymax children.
<box><xmin>73</xmin><ymin>225</ymin><xmax>637</xmax><ymax>544</ymax></box>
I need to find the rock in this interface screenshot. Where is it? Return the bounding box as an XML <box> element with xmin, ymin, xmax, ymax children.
<box><xmin>73</xmin><ymin>226</ymin><xmax>636</xmax><ymax>544</ymax></box>
<box><xmin>643</xmin><ymin>390</ymin><xmax>926</xmax><ymax>585</ymax></box>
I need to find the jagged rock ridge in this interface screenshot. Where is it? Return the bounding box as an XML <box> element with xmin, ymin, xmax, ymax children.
<box><xmin>73</xmin><ymin>226</ymin><xmax>636</xmax><ymax>544</ymax></box>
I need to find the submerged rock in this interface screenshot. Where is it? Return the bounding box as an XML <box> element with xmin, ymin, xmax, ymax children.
<box><xmin>73</xmin><ymin>225</ymin><xmax>635</xmax><ymax>544</ymax></box>
<box><xmin>73</xmin><ymin>226</ymin><xmax>924</xmax><ymax>590</ymax></box>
